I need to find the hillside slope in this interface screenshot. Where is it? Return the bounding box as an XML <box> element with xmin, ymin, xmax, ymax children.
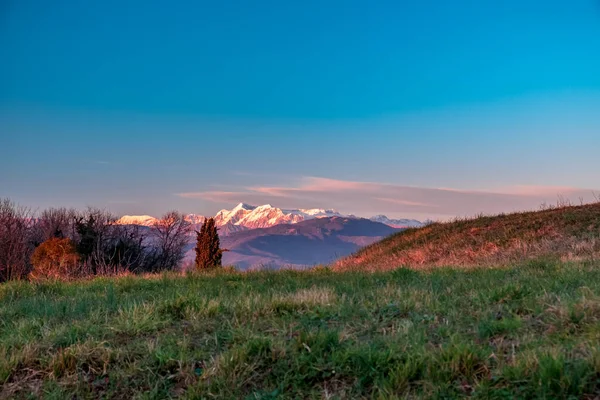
<box><xmin>336</xmin><ymin>202</ymin><xmax>600</xmax><ymax>271</ymax></box>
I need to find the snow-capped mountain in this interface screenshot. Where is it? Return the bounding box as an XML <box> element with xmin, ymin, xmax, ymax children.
<box><xmin>369</xmin><ymin>215</ymin><xmax>423</xmax><ymax>228</ymax></box>
<box><xmin>185</xmin><ymin>214</ymin><xmax>206</xmax><ymax>225</ymax></box>
<box><xmin>115</xmin><ymin>215</ymin><xmax>158</xmax><ymax>226</ymax></box>
<box><xmin>213</xmin><ymin>203</ymin><xmax>344</xmax><ymax>230</ymax></box>
<box><xmin>294</xmin><ymin>208</ymin><xmax>343</xmax><ymax>218</ymax></box>
<box><xmin>116</xmin><ymin>214</ymin><xmax>206</xmax><ymax>227</ymax></box>
<box><xmin>237</xmin><ymin>204</ymin><xmax>305</xmax><ymax>228</ymax></box>
<box><xmin>116</xmin><ymin>204</ymin><xmax>425</xmax><ymax>269</ymax></box>
<box><xmin>117</xmin><ymin>203</ymin><xmax>423</xmax><ymax>232</ymax></box>
<box><xmin>213</xmin><ymin>203</ymin><xmax>255</xmax><ymax>226</ymax></box>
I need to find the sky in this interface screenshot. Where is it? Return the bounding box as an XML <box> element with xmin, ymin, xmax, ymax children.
<box><xmin>1</xmin><ymin>0</ymin><xmax>599</xmax><ymax>220</ymax></box>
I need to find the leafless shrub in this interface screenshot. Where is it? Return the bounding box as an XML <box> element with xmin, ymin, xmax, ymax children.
<box><xmin>0</xmin><ymin>198</ymin><xmax>34</xmax><ymax>281</ymax></box>
<box><xmin>31</xmin><ymin>207</ymin><xmax>78</xmax><ymax>245</ymax></box>
<box><xmin>148</xmin><ymin>211</ymin><xmax>192</xmax><ymax>272</ymax></box>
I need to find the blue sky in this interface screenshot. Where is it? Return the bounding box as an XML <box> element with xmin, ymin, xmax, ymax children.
<box><xmin>1</xmin><ymin>0</ymin><xmax>599</xmax><ymax>220</ymax></box>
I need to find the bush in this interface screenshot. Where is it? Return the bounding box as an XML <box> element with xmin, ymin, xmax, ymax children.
<box><xmin>30</xmin><ymin>238</ymin><xmax>80</xmax><ymax>280</ymax></box>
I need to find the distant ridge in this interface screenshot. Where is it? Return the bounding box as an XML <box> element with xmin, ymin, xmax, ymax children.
<box><xmin>117</xmin><ymin>203</ymin><xmax>424</xmax><ymax>232</ymax></box>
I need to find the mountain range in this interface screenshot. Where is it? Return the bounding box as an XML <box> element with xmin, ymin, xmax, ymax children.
<box><xmin>117</xmin><ymin>203</ymin><xmax>423</xmax><ymax>269</ymax></box>
<box><xmin>117</xmin><ymin>203</ymin><xmax>423</xmax><ymax>233</ymax></box>
<box><xmin>186</xmin><ymin>216</ymin><xmax>402</xmax><ymax>269</ymax></box>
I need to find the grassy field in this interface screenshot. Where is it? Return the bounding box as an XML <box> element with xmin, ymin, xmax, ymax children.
<box><xmin>1</xmin><ymin>260</ymin><xmax>600</xmax><ymax>399</ymax></box>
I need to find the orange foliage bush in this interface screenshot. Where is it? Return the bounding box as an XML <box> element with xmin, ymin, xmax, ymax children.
<box><xmin>30</xmin><ymin>237</ymin><xmax>80</xmax><ymax>280</ymax></box>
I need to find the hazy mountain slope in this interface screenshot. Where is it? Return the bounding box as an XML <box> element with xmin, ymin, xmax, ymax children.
<box><xmin>185</xmin><ymin>217</ymin><xmax>400</xmax><ymax>269</ymax></box>
<box><xmin>336</xmin><ymin>202</ymin><xmax>600</xmax><ymax>271</ymax></box>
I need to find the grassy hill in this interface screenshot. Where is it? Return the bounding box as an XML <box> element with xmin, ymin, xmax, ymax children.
<box><xmin>336</xmin><ymin>202</ymin><xmax>600</xmax><ymax>272</ymax></box>
<box><xmin>1</xmin><ymin>262</ymin><xmax>600</xmax><ymax>398</ymax></box>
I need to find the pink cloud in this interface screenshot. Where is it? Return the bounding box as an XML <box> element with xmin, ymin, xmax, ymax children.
<box><xmin>374</xmin><ymin>197</ymin><xmax>438</xmax><ymax>208</ymax></box>
<box><xmin>483</xmin><ymin>185</ymin><xmax>585</xmax><ymax>197</ymax></box>
<box><xmin>247</xmin><ymin>187</ymin><xmax>294</xmax><ymax>197</ymax></box>
<box><xmin>300</xmin><ymin>177</ymin><xmax>374</xmax><ymax>191</ymax></box>
<box><xmin>178</xmin><ymin>191</ymin><xmax>242</xmax><ymax>203</ymax></box>
<box><xmin>247</xmin><ymin>177</ymin><xmax>374</xmax><ymax>198</ymax></box>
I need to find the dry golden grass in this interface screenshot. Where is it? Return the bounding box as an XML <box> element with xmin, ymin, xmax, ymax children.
<box><xmin>335</xmin><ymin>202</ymin><xmax>600</xmax><ymax>271</ymax></box>
<box><xmin>273</xmin><ymin>287</ymin><xmax>337</xmax><ymax>306</ymax></box>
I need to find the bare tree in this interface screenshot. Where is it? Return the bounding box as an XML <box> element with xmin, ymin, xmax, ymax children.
<box><xmin>31</xmin><ymin>207</ymin><xmax>78</xmax><ymax>245</ymax></box>
<box><xmin>149</xmin><ymin>211</ymin><xmax>192</xmax><ymax>271</ymax></box>
<box><xmin>0</xmin><ymin>198</ymin><xmax>34</xmax><ymax>281</ymax></box>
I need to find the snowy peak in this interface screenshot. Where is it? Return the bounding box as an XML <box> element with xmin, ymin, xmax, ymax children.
<box><xmin>254</xmin><ymin>204</ymin><xmax>273</xmax><ymax>209</ymax></box>
<box><xmin>185</xmin><ymin>214</ymin><xmax>206</xmax><ymax>225</ymax></box>
<box><xmin>214</xmin><ymin>203</ymin><xmax>256</xmax><ymax>226</ymax></box>
<box><xmin>238</xmin><ymin>205</ymin><xmax>304</xmax><ymax>229</ymax></box>
<box><xmin>116</xmin><ymin>215</ymin><xmax>158</xmax><ymax>226</ymax></box>
<box><xmin>233</xmin><ymin>202</ymin><xmax>256</xmax><ymax>212</ymax></box>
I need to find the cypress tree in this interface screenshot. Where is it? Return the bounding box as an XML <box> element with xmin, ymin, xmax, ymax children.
<box><xmin>195</xmin><ymin>217</ymin><xmax>223</xmax><ymax>269</ymax></box>
<box><xmin>194</xmin><ymin>219</ymin><xmax>208</xmax><ymax>268</ymax></box>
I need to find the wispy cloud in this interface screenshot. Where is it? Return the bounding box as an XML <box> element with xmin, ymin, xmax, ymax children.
<box><xmin>482</xmin><ymin>185</ymin><xmax>584</xmax><ymax>197</ymax></box>
<box><xmin>374</xmin><ymin>197</ymin><xmax>438</xmax><ymax>208</ymax></box>
<box><xmin>177</xmin><ymin>177</ymin><xmax>599</xmax><ymax>220</ymax></box>
<box><xmin>178</xmin><ymin>190</ymin><xmax>241</xmax><ymax>203</ymax></box>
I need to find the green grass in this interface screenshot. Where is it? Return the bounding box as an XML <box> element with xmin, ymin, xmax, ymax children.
<box><xmin>1</xmin><ymin>261</ymin><xmax>600</xmax><ymax>399</ymax></box>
